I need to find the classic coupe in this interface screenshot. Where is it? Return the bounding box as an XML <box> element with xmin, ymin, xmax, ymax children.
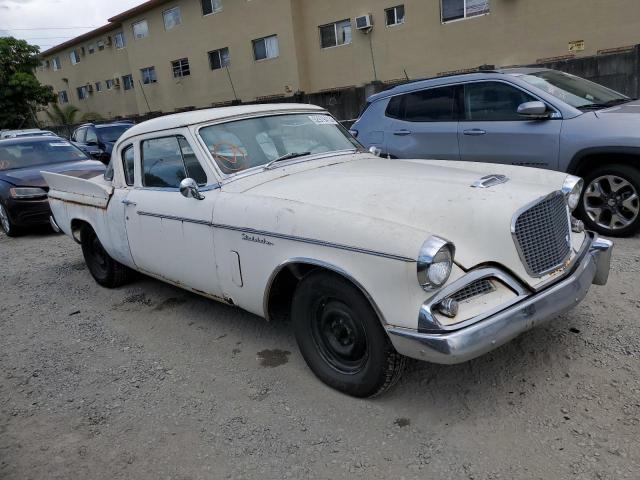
<box><xmin>43</xmin><ymin>104</ymin><xmax>613</xmax><ymax>397</ymax></box>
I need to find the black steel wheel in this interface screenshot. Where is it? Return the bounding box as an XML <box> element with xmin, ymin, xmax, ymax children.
<box><xmin>292</xmin><ymin>270</ymin><xmax>405</xmax><ymax>397</ymax></box>
<box><xmin>80</xmin><ymin>224</ymin><xmax>132</xmax><ymax>288</ymax></box>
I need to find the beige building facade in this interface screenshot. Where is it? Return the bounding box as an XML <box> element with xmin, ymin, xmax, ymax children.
<box><xmin>36</xmin><ymin>0</ymin><xmax>640</xmax><ymax>123</ymax></box>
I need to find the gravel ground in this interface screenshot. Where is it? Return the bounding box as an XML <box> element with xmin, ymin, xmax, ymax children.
<box><xmin>1</xmin><ymin>229</ymin><xmax>639</xmax><ymax>480</ymax></box>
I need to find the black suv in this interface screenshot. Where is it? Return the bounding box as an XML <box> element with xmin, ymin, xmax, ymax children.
<box><xmin>70</xmin><ymin>121</ymin><xmax>134</xmax><ymax>164</ymax></box>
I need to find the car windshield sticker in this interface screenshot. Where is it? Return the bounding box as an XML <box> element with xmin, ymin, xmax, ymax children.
<box><xmin>308</xmin><ymin>115</ymin><xmax>338</xmax><ymax>125</ymax></box>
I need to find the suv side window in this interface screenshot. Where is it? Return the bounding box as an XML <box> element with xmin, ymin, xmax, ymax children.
<box><xmin>142</xmin><ymin>135</ymin><xmax>207</xmax><ymax>188</ymax></box>
<box><xmin>75</xmin><ymin>128</ymin><xmax>87</xmax><ymax>143</ymax></box>
<box><xmin>385</xmin><ymin>86</ymin><xmax>457</xmax><ymax>122</ymax></box>
<box><xmin>122</xmin><ymin>145</ymin><xmax>135</xmax><ymax>186</ymax></box>
<box><xmin>464</xmin><ymin>82</ymin><xmax>537</xmax><ymax>121</ymax></box>
<box><xmin>85</xmin><ymin>128</ymin><xmax>98</xmax><ymax>144</ymax></box>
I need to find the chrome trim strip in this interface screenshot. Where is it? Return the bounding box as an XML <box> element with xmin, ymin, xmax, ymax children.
<box><xmin>262</xmin><ymin>257</ymin><xmax>388</xmax><ymax>326</ymax></box>
<box><xmin>418</xmin><ymin>267</ymin><xmax>529</xmax><ymax>333</ymax></box>
<box><xmin>136</xmin><ymin>210</ymin><xmax>415</xmax><ymax>262</ymax></box>
<box><xmin>510</xmin><ymin>190</ymin><xmax>572</xmax><ymax>278</ymax></box>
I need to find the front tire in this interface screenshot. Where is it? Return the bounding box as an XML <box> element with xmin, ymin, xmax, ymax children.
<box><xmin>291</xmin><ymin>271</ymin><xmax>405</xmax><ymax>398</ymax></box>
<box><xmin>80</xmin><ymin>224</ymin><xmax>131</xmax><ymax>288</ymax></box>
<box><xmin>0</xmin><ymin>202</ymin><xmax>20</xmax><ymax>237</ymax></box>
<box><xmin>577</xmin><ymin>164</ymin><xmax>640</xmax><ymax>237</ymax></box>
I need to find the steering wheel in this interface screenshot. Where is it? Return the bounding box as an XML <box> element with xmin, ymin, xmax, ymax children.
<box><xmin>210</xmin><ymin>142</ymin><xmax>247</xmax><ymax>173</ymax></box>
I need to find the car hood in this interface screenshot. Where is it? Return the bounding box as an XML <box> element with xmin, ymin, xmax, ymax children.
<box><xmin>0</xmin><ymin>159</ymin><xmax>105</xmax><ymax>188</ymax></box>
<box><xmin>233</xmin><ymin>155</ymin><xmax>573</xmax><ymax>286</ymax></box>
<box><xmin>594</xmin><ymin>99</ymin><xmax>640</xmax><ymax>117</ymax></box>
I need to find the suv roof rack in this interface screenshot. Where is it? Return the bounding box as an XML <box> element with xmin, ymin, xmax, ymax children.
<box><xmin>384</xmin><ymin>67</ymin><xmax>502</xmax><ymax>91</ymax></box>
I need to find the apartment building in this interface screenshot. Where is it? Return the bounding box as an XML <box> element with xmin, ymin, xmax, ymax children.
<box><xmin>36</xmin><ymin>0</ymin><xmax>640</xmax><ymax>123</ymax></box>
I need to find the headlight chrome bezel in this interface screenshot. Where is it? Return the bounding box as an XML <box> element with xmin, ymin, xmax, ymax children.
<box><xmin>561</xmin><ymin>175</ymin><xmax>584</xmax><ymax>211</ymax></box>
<box><xmin>417</xmin><ymin>236</ymin><xmax>455</xmax><ymax>290</ymax></box>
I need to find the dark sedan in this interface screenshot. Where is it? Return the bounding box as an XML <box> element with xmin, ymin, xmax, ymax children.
<box><xmin>0</xmin><ymin>137</ymin><xmax>105</xmax><ymax>236</ymax></box>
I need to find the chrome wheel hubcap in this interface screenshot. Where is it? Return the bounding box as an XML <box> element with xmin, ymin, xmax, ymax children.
<box><xmin>583</xmin><ymin>175</ymin><xmax>640</xmax><ymax>231</ymax></box>
<box><xmin>0</xmin><ymin>204</ymin><xmax>10</xmax><ymax>233</ymax></box>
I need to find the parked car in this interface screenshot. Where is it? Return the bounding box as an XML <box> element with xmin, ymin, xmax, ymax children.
<box><xmin>44</xmin><ymin>104</ymin><xmax>612</xmax><ymax>397</ymax></box>
<box><xmin>351</xmin><ymin>68</ymin><xmax>640</xmax><ymax>237</ymax></box>
<box><xmin>0</xmin><ymin>129</ymin><xmax>57</xmax><ymax>139</ymax></box>
<box><xmin>70</xmin><ymin>121</ymin><xmax>134</xmax><ymax>164</ymax></box>
<box><xmin>0</xmin><ymin>137</ymin><xmax>105</xmax><ymax>236</ymax></box>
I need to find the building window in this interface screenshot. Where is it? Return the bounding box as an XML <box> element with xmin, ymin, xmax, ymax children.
<box><xmin>319</xmin><ymin>20</ymin><xmax>352</xmax><ymax>49</ymax></box>
<box><xmin>52</xmin><ymin>57</ymin><xmax>61</xmax><ymax>70</ymax></box>
<box><xmin>114</xmin><ymin>32</ymin><xmax>126</xmax><ymax>49</ymax></box>
<box><xmin>252</xmin><ymin>35</ymin><xmax>279</xmax><ymax>61</ymax></box>
<box><xmin>208</xmin><ymin>47</ymin><xmax>230</xmax><ymax>70</ymax></box>
<box><xmin>141</xmin><ymin>66</ymin><xmax>157</xmax><ymax>84</ymax></box>
<box><xmin>122</xmin><ymin>74</ymin><xmax>135</xmax><ymax>90</ymax></box>
<box><xmin>106</xmin><ymin>79</ymin><xmax>114</xmax><ymax>90</ymax></box>
<box><xmin>202</xmin><ymin>0</ymin><xmax>222</xmax><ymax>16</ymax></box>
<box><xmin>97</xmin><ymin>40</ymin><xmax>105</xmax><ymax>51</ymax></box>
<box><xmin>70</xmin><ymin>49</ymin><xmax>80</xmax><ymax>65</ymax></box>
<box><xmin>133</xmin><ymin>20</ymin><xmax>149</xmax><ymax>40</ymax></box>
<box><xmin>441</xmin><ymin>0</ymin><xmax>489</xmax><ymax>22</ymax></box>
<box><xmin>163</xmin><ymin>7</ymin><xmax>182</xmax><ymax>30</ymax></box>
<box><xmin>385</xmin><ymin>5</ymin><xmax>405</xmax><ymax>26</ymax></box>
<box><xmin>77</xmin><ymin>86</ymin><xmax>88</xmax><ymax>100</ymax></box>
<box><xmin>58</xmin><ymin>91</ymin><xmax>69</xmax><ymax>104</ymax></box>
<box><xmin>95</xmin><ymin>81</ymin><xmax>103</xmax><ymax>92</ymax></box>
<box><xmin>88</xmin><ymin>43</ymin><xmax>95</xmax><ymax>54</ymax></box>
<box><xmin>171</xmin><ymin>58</ymin><xmax>191</xmax><ymax>77</ymax></box>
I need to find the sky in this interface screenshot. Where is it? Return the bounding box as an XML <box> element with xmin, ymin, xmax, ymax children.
<box><xmin>0</xmin><ymin>0</ymin><xmax>144</xmax><ymax>51</ymax></box>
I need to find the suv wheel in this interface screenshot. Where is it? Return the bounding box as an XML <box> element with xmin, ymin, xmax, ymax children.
<box><xmin>0</xmin><ymin>202</ymin><xmax>20</xmax><ymax>237</ymax></box>
<box><xmin>577</xmin><ymin>164</ymin><xmax>640</xmax><ymax>237</ymax></box>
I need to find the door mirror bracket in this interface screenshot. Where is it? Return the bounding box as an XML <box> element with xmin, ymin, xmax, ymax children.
<box><xmin>180</xmin><ymin>178</ymin><xmax>205</xmax><ymax>200</ymax></box>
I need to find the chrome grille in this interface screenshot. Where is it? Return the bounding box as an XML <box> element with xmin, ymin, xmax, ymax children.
<box><xmin>513</xmin><ymin>192</ymin><xmax>571</xmax><ymax>276</ymax></box>
<box><xmin>450</xmin><ymin>279</ymin><xmax>495</xmax><ymax>303</ymax></box>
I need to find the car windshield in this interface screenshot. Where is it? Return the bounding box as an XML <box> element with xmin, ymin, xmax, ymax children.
<box><xmin>519</xmin><ymin>70</ymin><xmax>629</xmax><ymax>109</ymax></box>
<box><xmin>198</xmin><ymin>113</ymin><xmax>361</xmax><ymax>175</ymax></box>
<box><xmin>98</xmin><ymin>125</ymin><xmax>132</xmax><ymax>143</ymax></box>
<box><xmin>0</xmin><ymin>139</ymin><xmax>88</xmax><ymax>171</ymax></box>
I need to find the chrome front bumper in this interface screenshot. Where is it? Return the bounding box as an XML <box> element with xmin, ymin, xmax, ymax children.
<box><xmin>387</xmin><ymin>234</ymin><xmax>613</xmax><ymax>365</ymax></box>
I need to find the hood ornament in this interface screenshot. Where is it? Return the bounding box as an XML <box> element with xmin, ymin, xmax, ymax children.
<box><xmin>471</xmin><ymin>174</ymin><xmax>509</xmax><ymax>188</ymax></box>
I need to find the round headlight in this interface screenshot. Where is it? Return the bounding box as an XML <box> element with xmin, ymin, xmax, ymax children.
<box><xmin>562</xmin><ymin>175</ymin><xmax>584</xmax><ymax>211</ymax></box>
<box><xmin>417</xmin><ymin>236</ymin><xmax>455</xmax><ymax>290</ymax></box>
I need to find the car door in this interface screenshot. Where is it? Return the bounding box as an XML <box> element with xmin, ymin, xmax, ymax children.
<box><xmin>384</xmin><ymin>85</ymin><xmax>460</xmax><ymax>160</ymax></box>
<box><xmin>123</xmin><ymin>131</ymin><xmax>223</xmax><ymax>298</ymax></box>
<box><xmin>458</xmin><ymin>81</ymin><xmax>562</xmax><ymax>169</ymax></box>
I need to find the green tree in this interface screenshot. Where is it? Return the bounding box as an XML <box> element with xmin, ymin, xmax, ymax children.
<box><xmin>44</xmin><ymin>104</ymin><xmax>103</xmax><ymax>138</ymax></box>
<box><xmin>0</xmin><ymin>37</ymin><xmax>56</xmax><ymax>129</ymax></box>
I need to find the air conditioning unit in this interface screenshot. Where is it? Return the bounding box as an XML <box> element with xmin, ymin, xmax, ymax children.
<box><xmin>87</xmin><ymin>84</ymin><xmax>94</xmax><ymax>93</ymax></box>
<box><xmin>113</xmin><ymin>78</ymin><xmax>121</xmax><ymax>88</ymax></box>
<box><xmin>355</xmin><ymin>14</ymin><xmax>373</xmax><ymax>31</ymax></box>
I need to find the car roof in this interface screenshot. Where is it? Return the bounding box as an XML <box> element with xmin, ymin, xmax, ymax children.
<box><xmin>368</xmin><ymin>68</ymin><xmax>553</xmax><ymax>102</ymax></box>
<box><xmin>119</xmin><ymin>103</ymin><xmax>326</xmax><ymax>143</ymax></box>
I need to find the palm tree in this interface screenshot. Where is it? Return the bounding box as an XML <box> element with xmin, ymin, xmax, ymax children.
<box><xmin>45</xmin><ymin>104</ymin><xmax>103</xmax><ymax>138</ymax></box>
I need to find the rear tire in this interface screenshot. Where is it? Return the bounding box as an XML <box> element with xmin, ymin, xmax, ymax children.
<box><xmin>576</xmin><ymin>164</ymin><xmax>640</xmax><ymax>237</ymax></box>
<box><xmin>80</xmin><ymin>224</ymin><xmax>131</xmax><ymax>288</ymax></box>
<box><xmin>291</xmin><ymin>270</ymin><xmax>405</xmax><ymax>398</ymax></box>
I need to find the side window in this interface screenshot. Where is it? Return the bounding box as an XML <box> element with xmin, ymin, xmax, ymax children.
<box><xmin>464</xmin><ymin>82</ymin><xmax>537</xmax><ymax>121</ymax></box>
<box><xmin>403</xmin><ymin>87</ymin><xmax>457</xmax><ymax>122</ymax></box>
<box><xmin>104</xmin><ymin>160</ymin><xmax>114</xmax><ymax>181</ymax></box>
<box><xmin>85</xmin><ymin>128</ymin><xmax>98</xmax><ymax>144</ymax></box>
<box><xmin>75</xmin><ymin>128</ymin><xmax>87</xmax><ymax>143</ymax></box>
<box><xmin>121</xmin><ymin>145</ymin><xmax>135</xmax><ymax>186</ymax></box>
<box><xmin>385</xmin><ymin>96</ymin><xmax>403</xmax><ymax>119</ymax></box>
<box><xmin>142</xmin><ymin>135</ymin><xmax>207</xmax><ymax>188</ymax></box>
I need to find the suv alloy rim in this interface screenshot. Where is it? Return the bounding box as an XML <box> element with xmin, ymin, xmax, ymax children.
<box><xmin>0</xmin><ymin>204</ymin><xmax>10</xmax><ymax>233</ymax></box>
<box><xmin>583</xmin><ymin>175</ymin><xmax>640</xmax><ymax>231</ymax></box>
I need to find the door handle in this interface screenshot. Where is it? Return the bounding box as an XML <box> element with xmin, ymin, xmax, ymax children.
<box><xmin>463</xmin><ymin>129</ymin><xmax>487</xmax><ymax>136</ymax></box>
<box><xmin>122</xmin><ymin>199</ymin><xmax>137</xmax><ymax>207</ymax></box>
<box><xmin>393</xmin><ymin>129</ymin><xmax>412</xmax><ymax>136</ymax></box>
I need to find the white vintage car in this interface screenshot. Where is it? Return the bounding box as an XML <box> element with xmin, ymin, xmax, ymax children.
<box><xmin>44</xmin><ymin>104</ymin><xmax>613</xmax><ymax>397</ymax></box>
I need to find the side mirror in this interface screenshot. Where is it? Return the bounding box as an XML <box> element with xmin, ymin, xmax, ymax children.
<box><xmin>180</xmin><ymin>178</ymin><xmax>205</xmax><ymax>200</ymax></box>
<box><xmin>517</xmin><ymin>101</ymin><xmax>550</xmax><ymax>119</ymax></box>
<box><xmin>86</xmin><ymin>140</ymin><xmax>98</xmax><ymax>146</ymax></box>
<box><xmin>369</xmin><ymin>146</ymin><xmax>382</xmax><ymax>157</ymax></box>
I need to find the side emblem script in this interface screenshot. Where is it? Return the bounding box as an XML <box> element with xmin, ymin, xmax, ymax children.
<box><xmin>242</xmin><ymin>233</ymin><xmax>274</xmax><ymax>246</ymax></box>
<box><xmin>471</xmin><ymin>174</ymin><xmax>510</xmax><ymax>189</ymax></box>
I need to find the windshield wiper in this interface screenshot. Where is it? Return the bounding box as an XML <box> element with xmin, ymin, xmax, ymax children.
<box><xmin>578</xmin><ymin>98</ymin><xmax>632</xmax><ymax>110</ymax></box>
<box><xmin>264</xmin><ymin>151</ymin><xmax>311</xmax><ymax>170</ymax></box>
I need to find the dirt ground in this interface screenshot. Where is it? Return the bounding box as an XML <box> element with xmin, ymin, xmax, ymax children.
<box><xmin>1</xmin><ymin>229</ymin><xmax>639</xmax><ymax>480</ymax></box>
